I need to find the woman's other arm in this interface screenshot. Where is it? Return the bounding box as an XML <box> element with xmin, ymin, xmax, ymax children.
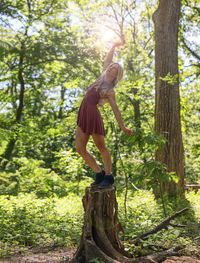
<box><xmin>107</xmin><ymin>90</ymin><xmax>132</xmax><ymax>135</ymax></box>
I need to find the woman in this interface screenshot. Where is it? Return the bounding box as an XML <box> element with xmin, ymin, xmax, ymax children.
<box><xmin>75</xmin><ymin>41</ymin><xmax>132</xmax><ymax>187</ymax></box>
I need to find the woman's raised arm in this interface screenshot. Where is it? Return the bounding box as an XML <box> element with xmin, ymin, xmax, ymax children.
<box><xmin>102</xmin><ymin>46</ymin><xmax>116</xmax><ymax>72</ymax></box>
<box><xmin>103</xmin><ymin>36</ymin><xmax>125</xmax><ymax>72</ymax></box>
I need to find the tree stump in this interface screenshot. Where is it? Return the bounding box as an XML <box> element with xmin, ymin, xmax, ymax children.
<box><xmin>70</xmin><ymin>185</ymin><xmax>133</xmax><ymax>263</ymax></box>
<box><xmin>69</xmin><ymin>186</ymin><xmax>183</xmax><ymax>263</ymax></box>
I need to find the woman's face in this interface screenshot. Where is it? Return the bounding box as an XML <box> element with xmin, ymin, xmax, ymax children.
<box><xmin>106</xmin><ymin>64</ymin><xmax>118</xmax><ymax>81</ymax></box>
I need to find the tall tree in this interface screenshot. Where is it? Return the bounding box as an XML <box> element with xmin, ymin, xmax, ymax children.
<box><xmin>0</xmin><ymin>0</ymin><xmax>100</xmax><ymax>167</ymax></box>
<box><xmin>153</xmin><ymin>0</ymin><xmax>185</xmax><ymax>197</ymax></box>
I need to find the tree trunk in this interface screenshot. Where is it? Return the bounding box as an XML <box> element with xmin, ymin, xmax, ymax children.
<box><xmin>132</xmin><ymin>88</ymin><xmax>141</xmax><ymax>129</ymax></box>
<box><xmin>1</xmin><ymin>49</ymin><xmax>25</xmax><ymax>164</ymax></box>
<box><xmin>127</xmin><ymin>59</ymin><xmax>141</xmax><ymax>129</ymax></box>
<box><xmin>153</xmin><ymin>0</ymin><xmax>185</xmax><ymax>197</ymax></box>
<box><xmin>69</xmin><ymin>186</ymin><xmax>183</xmax><ymax>263</ymax></box>
<box><xmin>112</xmin><ymin>138</ymin><xmax>118</xmax><ymax>177</ymax></box>
<box><xmin>58</xmin><ymin>85</ymin><xmax>66</xmax><ymax>119</ymax></box>
<box><xmin>1</xmin><ymin>52</ymin><xmax>25</xmax><ymax>163</ymax></box>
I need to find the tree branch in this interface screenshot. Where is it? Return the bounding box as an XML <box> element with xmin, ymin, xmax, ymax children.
<box><xmin>136</xmin><ymin>246</ymin><xmax>183</xmax><ymax>263</ymax></box>
<box><xmin>23</xmin><ymin>57</ymin><xmax>77</xmax><ymax>69</ymax></box>
<box><xmin>182</xmin><ymin>37</ymin><xmax>200</xmax><ymax>61</ymax></box>
<box><xmin>133</xmin><ymin>208</ymin><xmax>189</xmax><ymax>241</ymax></box>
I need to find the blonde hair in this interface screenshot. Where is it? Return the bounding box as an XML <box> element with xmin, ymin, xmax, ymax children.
<box><xmin>102</xmin><ymin>62</ymin><xmax>123</xmax><ymax>86</ymax></box>
<box><xmin>88</xmin><ymin>63</ymin><xmax>123</xmax><ymax>94</ymax></box>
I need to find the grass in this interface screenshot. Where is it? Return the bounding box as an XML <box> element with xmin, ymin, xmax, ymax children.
<box><xmin>0</xmin><ymin>181</ymin><xmax>200</xmax><ymax>259</ymax></box>
<box><xmin>186</xmin><ymin>191</ymin><xmax>200</xmax><ymax>218</ymax></box>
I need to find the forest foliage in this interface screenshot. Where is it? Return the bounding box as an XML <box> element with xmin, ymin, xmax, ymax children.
<box><xmin>0</xmin><ymin>0</ymin><xmax>200</xmax><ymax>259</ymax></box>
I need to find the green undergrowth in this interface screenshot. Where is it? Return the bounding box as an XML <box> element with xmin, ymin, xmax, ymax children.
<box><xmin>0</xmin><ymin>192</ymin><xmax>83</xmax><ymax>258</ymax></box>
<box><xmin>0</xmin><ymin>180</ymin><xmax>200</xmax><ymax>259</ymax></box>
<box><xmin>118</xmin><ymin>189</ymin><xmax>200</xmax><ymax>257</ymax></box>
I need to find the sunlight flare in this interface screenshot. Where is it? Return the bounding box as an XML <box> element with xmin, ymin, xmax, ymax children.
<box><xmin>95</xmin><ymin>24</ymin><xmax>117</xmax><ymax>44</ymax></box>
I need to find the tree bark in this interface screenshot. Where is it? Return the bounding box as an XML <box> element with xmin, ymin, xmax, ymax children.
<box><xmin>153</xmin><ymin>0</ymin><xmax>185</xmax><ymax>197</ymax></box>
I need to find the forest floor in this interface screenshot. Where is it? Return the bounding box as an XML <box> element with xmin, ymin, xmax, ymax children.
<box><xmin>0</xmin><ymin>247</ymin><xmax>76</xmax><ymax>263</ymax></box>
<box><xmin>0</xmin><ymin>247</ymin><xmax>200</xmax><ymax>263</ymax></box>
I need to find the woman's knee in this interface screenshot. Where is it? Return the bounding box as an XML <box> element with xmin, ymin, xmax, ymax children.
<box><xmin>92</xmin><ymin>134</ymin><xmax>107</xmax><ymax>153</ymax></box>
<box><xmin>96</xmin><ymin>143</ymin><xmax>108</xmax><ymax>153</ymax></box>
<box><xmin>76</xmin><ymin>145</ymin><xmax>87</xmax><ymax>156</ymax></box>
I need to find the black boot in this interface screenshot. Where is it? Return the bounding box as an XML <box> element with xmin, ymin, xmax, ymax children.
<box><xmin>91</xmin><ymin>170</ymin><xmax>105</xmax><ymax>186</ymax></box>
<box><xmin>100</xmin><ymin>174</ymin><xmax>114</xmax><ymax>187</ymax></box>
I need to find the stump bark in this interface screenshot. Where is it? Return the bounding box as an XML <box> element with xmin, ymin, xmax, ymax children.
<box><xmin>69</xmin><ymin>186</ymin><xmax>182</xmax><ymax>263</ymax></box>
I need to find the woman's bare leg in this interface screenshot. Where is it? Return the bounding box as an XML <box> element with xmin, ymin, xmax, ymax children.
<box><xmin>75</xmin><ymin>126</ymin><xmax>101</xmax><ymax>173</ymax></box>
<box><xmin>92</xmin><ymin>133</ymin><xmax>112</xmax><ymax>175</ymax></box>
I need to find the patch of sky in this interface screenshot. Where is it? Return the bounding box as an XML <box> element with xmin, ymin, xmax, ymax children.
<box><xmin>1</xmin><ymin>13</ymin><xmax>45</xmax><ymax>38</ymax></box>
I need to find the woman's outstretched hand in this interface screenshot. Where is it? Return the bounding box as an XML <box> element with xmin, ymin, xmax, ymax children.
<box><xmin>113</xmin><ymin>33</ymin><xmax>125</xmax><ymax>47</ymax></box>
<box><xmin>113</xmin><ymin>42</ymin><xmax>124</xmax><ymax>48</ymax></box>
<box><xmin>123</xmin><ymin>127</ymin><xmax>133</xmax><ymax>136</ymax></box>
